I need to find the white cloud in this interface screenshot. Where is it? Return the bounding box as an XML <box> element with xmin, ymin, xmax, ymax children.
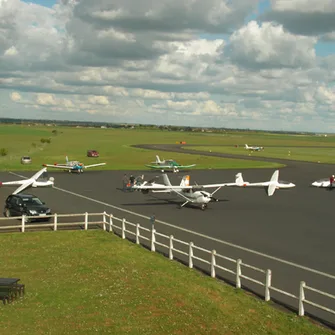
<box><xmin>261</xmin><ymin>0</ymin><xmax>335</xmax><ymax>36</ymax></box>
<box><xmin>229</xmin><ymin>21</ymin><xmax>317</xmax><ymax>69</ymax></box>
<box><xmin>271</xmin><ymin>0</ymin><xmax>335</xmax><ymax>13</ymax></box>
<box><xmin>0</xmin><ymin>0</ymin><xmax>335</xmax><ymax>132</ymax></box>
<box><xmin>87</xmin><ymin>95</ymin><xmax>110</xmax><ymax>105</ymax></box>
<box><xmin>10</xmin><ymin>91</ymin><xmax>21</xmax><ymax>101</ymax></box>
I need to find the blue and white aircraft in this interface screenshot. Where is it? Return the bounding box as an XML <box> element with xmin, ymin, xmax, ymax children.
<box><xmin>43</xmin><ymin>156</ymin><xmax>106</xmax><ymax>173</ymax></box>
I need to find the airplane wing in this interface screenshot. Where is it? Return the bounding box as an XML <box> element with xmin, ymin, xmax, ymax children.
<box><xmin>145</xmin><ymin>164</ymin><xmax>169</xmax><ymax>169</ymax></box>
<box><xmin>84</xmin><ymin>163</ymin><xmax>106</xmax><ymax>169</ymax></box>
<box><xmin>43</xmin><ymin>164</ymin><xmax>73</xmax><ymax>170</ymax></box>
<box><xmin>133</xmin><ymin>183</ymin><xmax>234</xmax><ymax>190</ymax></box>
<box><xmin>31</xmin><ymin>167</ymin><xmax>48</xmax><ymax>180</ymax></box>
<box><xmin>2</xmin><ymin>179</ymin><xmax>34</xmax><ymax>194</ymax></box>
<box><xmin>12</xmin><ymin>180</ymin><xmax>35</xmax><ymax>195</ymax></box>
<box><xmin>176</xmin><ymin>164</ymin><xmax>196</xmax><ymax>169</ymax></box>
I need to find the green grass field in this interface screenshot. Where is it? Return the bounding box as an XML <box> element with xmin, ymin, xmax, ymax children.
<box><xmin>0</xmin><ymin>125</ymin><xmax>285</xmax><ymax>171</ymax></box>
<box><xmin>1</xmin><ymin>124</ymin><xmax>335</xmax><ymax>172</ymax></box>
<box><xmin>0</xmin><ymin>230</ymin><xmax>332</xmax><ymax>335</ymax></box>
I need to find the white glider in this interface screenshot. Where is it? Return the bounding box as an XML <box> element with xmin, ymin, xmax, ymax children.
<box><xmin>234</xmin><ymin>170</ymin><xmax>295</xmax><ymax>196</ymax></box>
<box><xmin>311</xmin><ymin>178</ymin><xmax>334</xmax><ymax>188</ymax></box>
<box><xmin>0</xmin><ymin>167</ymin><xmax>54</xmax><ymax>194</ymax></box>
<box><xmin>133</xmin><ymin>174</ymin><xmax>238</xmax><ymax>210</ymax></box>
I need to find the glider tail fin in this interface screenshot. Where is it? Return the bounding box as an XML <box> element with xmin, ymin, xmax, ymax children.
<box><xmin>245</xmin><ymin>144</ymin><xmax>248</xmax><ymax>149</ymax></box>
<box><xmin>180</xmin><ymin>175</ymin><xmax>190</xmax><ymax>187</ymax></box>
<box><xmin>267</xmin><ymin>170</ymin><xmax>279</xmax><ymax>196</ymax></box>
<box><xmin>155</xmin><ymin>155</ymin><xmax>161</xmax><ymax>163</ymax></box>
<box><xmin>235</xmin><ymin>172</ymin><xmax>244</xmax><ymax>186</ymax></box>
<box><xmin>65</xmin><ymin>155</ymin><xmax>69</xmax><ymax>163</ymax></box>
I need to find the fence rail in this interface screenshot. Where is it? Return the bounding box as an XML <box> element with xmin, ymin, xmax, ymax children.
<box><xmin>0</xmin><ymin>211</ymin><xmax>334</xmax><ymax>323</ymax></box>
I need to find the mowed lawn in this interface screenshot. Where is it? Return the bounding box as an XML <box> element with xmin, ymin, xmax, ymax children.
<box><xmin>0</xmin><ymin>125</ymin><xmax>285</xmax><ymax>171</ymax></box>
<box><xmin>0</xmin><ymin>230</ymin><xmax>332</xmax><ymax>335</ymax></box>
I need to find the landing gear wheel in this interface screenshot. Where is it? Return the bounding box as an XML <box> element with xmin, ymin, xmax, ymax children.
<box><xmin>201</xmin><ymin>204</ymin><xmax>207</xmax><ymax>210</ymax></box>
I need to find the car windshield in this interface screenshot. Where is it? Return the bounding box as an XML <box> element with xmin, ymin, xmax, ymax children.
<box><xmin>21</xmin><ymin>197</ymin><xmax>43</xmax><ymax>205</ymax></box>
<box><xmin>22</xmin><ymin>156</ymin><xmax>30</xmax><ymax>159</ymax></box>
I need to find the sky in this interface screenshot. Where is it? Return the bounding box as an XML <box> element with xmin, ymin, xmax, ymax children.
<box><xmin>0</xmin><ymin>0</ymin><xmax>335</xmax><ymax>132</ymax></box>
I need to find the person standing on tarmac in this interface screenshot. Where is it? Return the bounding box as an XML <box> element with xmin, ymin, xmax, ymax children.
<box><xmin>129</xmin><ymin>174</ymin><xmax>135</xmax><ymax>185</ymax></box>
<box><xmin>330</xmin><ymin>175</ymin><xmax>334</xmax><ymax>189</ymax></box>
<box><xmin>122</xmin><ymin>174</ymin><xmax>129</xmax><ymax>191</ymax></box>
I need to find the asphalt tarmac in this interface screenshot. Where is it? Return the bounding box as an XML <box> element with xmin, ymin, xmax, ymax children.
<box><xmin>0</xmin><ymin>147</ymin><xmax>334</xmax><ymax>327</ymax></box>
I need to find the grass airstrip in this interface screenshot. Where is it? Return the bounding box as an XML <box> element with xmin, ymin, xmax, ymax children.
<box><xmin>0</xmin><ymin>230</ymin><xmax>332</xmax><ymax>335</ymax></box>
<box><xmin>1</xmin><ymin>124</ymin><xmax>335</xmax><ymax>171</ymax></box>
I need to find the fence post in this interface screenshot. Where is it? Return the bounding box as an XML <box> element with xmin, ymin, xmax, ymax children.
<box><xmin>102</xmin><ymin>211</ymin><xmax>106</xmax><ymax>231</ymax></box>
<box><xmin>151</xmin><ymin>228</ymin><xmax>156</xmax><ymax>252</ymax></box>
<box><xmin>265</xmin><ymin>269</ymin><xmax>272</xmax><ymax>301</ymax></box>
<box><xmin>189</xmin><ymin>242</ymin><xmax>194</xmax><ymax>269</ymax></box>
<box><xmin>109</xmin><ymin>214</ymin><xmax>113</xmax><ymax>232</ymax></box>
<box><xmin>299</xmin><ymin>281</ymin><xmax>306</xmax><ymax>316</ymax></box>
<box><xmin>84</xmin><ymin>212</ymin><xmax>88</xmax><ymax>230</ymax></box>
<box><xmin>236</xmin><ymin>259</ymin><xmax>242</xmax><ymax>289</ymax></box>
<box><xmin>122</xmin><ymin>219</ymin><xmax>126</xmax><ymax>239</ymax></box>
<box><xmin>136</xmin><ymin>224</ymin><xmax>140</xmax><ymax>244</ymax></box>
<box><xmin>169</xmin><ymin>235</ymin><xmax>174</xmax><ymax>260</ymax></box>
<box><xmin>53</xmin><ymin>213</ymin><xmax>58</xmax><ymax>231</ymax></box>
<box><xmin>21</xmin><ymin>215</ymin><xmax>25</xmax><ymax>233</ymax></box>
<box><xmin>211</xmin><ymin>250</ymin><xmax>216</xmax><ymax>278</ymax></box>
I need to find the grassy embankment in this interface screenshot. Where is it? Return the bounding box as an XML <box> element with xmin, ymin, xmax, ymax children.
<box><xmin>0</xmin><ymin>230</ymin><xmax>332</xmax><ymax>335</ymax></box>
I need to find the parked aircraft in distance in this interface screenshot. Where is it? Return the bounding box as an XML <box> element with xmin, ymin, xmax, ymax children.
<box><xmin>43</xmin><ymin>156</ymin><xmax>106</xmax><ymax>173</ymax></box>
<box><xmin>145</xmin><ymin>155</ymin><xmax>196</xmax><ymax>173</ymax></box>
<box><xmin>245</xmin><ymin>144</ymin><xmax>264</xmax><ymax>151</ymax></box>
<box><xmin>0</xmin><ymin>167</ymin><xmax>54</xmax><ymax>194</ymax></box>
<box><xmin>132</xmin><ymin>173</ymin><xmax>237</xmax><ymax>210</ymax></box>
<box><xmin>311</xmin><ymin>176</ymin><xmax>334</xmax><ymax>188</ymax></box>
<box><xmin>234</xmin><ymin>170</ymin><xmax>295</xmax><ymax>196</ymax></box>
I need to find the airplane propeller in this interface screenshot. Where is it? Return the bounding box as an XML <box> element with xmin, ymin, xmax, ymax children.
<box><xmin>200</xmin><ymin>191</ymin><xmax>219</xmax><ymax>202</ymax></box>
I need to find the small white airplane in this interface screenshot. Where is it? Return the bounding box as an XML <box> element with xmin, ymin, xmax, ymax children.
<box><xmin>234</xmin><ymin>170</ymin><xmax>295</xmax><ymax>196</ymax></box>
<box><xmin>0</xmin><ymin>167</ymin><xmax>54</xmax><ymax>194</ymax></box>
<box><xmin>311</xmin><ymin>176</ymin><xmax>334</xmax><ymax>188</ymax></box>
<box><xmin>43</xmin><ymin>156</ymin><xmax>106</xmax><ymax>173</ymax></box>
<box><xmin>145</xmin><ymin>155</ymin><xmax>196</xmax><ymax>173</ymax></box>
<box><xmin>132</xmin><ymin>174</ymin><xmax>237</xmax><ymax>210</ymax></box>
<box><xmin>245</xmin><ymin>144</ymin><xmax>264</xmax><ymax>151</ymax></box>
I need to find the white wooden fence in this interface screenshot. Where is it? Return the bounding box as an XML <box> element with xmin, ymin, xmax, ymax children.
<box><xmin>0</xmin><ymin>212</ymin><xmax>334</xmax><ymax>323</ymax></box>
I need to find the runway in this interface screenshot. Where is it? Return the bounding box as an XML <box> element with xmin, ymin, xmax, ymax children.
<box><xmin>0</xmin><ymin>148</ymin><xmax>335</xmax><ymax>327</ymax></box>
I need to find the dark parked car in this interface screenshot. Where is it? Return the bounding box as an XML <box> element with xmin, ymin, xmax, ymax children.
<box><xmin>3</xmin><ymin>194</ymin><xmax>51</xmax><ymax>223</ymax></box>
<box><xmin>87</xmin><ymin>150</ymin><xmax>99</xmax><ymax>157</ymax></box>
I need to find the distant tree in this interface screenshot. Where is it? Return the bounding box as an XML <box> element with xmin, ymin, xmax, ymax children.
<box><xmin>52</xmin><ymin>129</ymin><xmax>58</xmax><ymax>135</ymax></box>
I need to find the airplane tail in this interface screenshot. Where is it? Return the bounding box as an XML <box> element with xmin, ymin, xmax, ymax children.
<box><xmin>267</xmin><ymin>170</ymin><xmax>279</xmax><ymax>196</ymax></box>
<box><xmin>180</xmin><ymin>175</ymin><xmax>190</xmax><ymax>187</ymax></box>
<box><xmin>235</xmin><ymin>172</ymin><xmax>244</xmax><ymax>186</ymax></box>
<box><xmin>156</xmin><ymin>155</ymin><xmax>162</xmax><ymax>163</ymax></box>
<box><xmin>162</xmin><ymin>173</ymin><xmax>172</xmax><ymax>186</ymax></box>
<box><xmin>65</xmin><ymin>155</ymin><xmax>69</xmax><ymax>163</ymax></box>
<box><xmin>245</xmin><ymin>144</ymin><xmax>249</xmax><ymax>149</ymax></box>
